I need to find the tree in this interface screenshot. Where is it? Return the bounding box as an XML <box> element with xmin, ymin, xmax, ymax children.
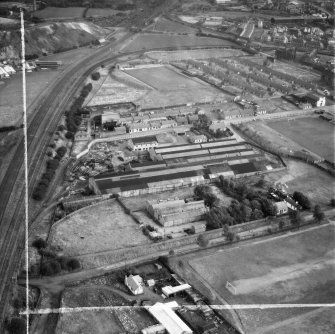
<box><xmin>91</xmin><ymin>72</ymin><xmax>100</xmax><ymax>80</ymax></box>
<box><xmin>32</xmin><ymin>238</ymin><xmax>47</xmax><ymax>250</ymax></box>
<box><xmin>313</xmin><ymin>205</ymin><xmax>325</xmax><ymax>223</ymax></box>
<box><xmin>57</xmin><ymin>125</ymin><xmax>65</xmax><ymax>131</ymax></box>
<box><xmin>226</xmin><ymin>231</ymin><xmax>237</xmax><ymax>243</ymax></box>
<box><xmin>56</xmin><ymin>146</ymin><xmax>67</xmax><ymax>158</ymax></box>
<box><xmin>197</xmin><ymin>234</ymin><xmax>209</xmax><ymax>247</ymax></box>
<box><xmin>289</xmin><ymin>210</ymin><xmax>303</xmax><ymax>229</ymax></box>
<box><xmin>67</xmin><ymin>258</ymin><xmax>80</xmax><ymax>271</ymax></box>
<box><xmin>278</xmin><ymin>220</ymin><xmax>285</xmax><ymax>230</ymax></box>
<box><xmin>329</xmin><ymin>198</ymin><xmax>335</xmax><ymax>207</ymax></box>
<box><xmin>7</xmin><ymin>317</ymin><xmax>26</xmax><ymax>334</ymax></box>
<box><xmin>293</xmin><ymin>191</ymin><xmax>311</xmax><ymax>210</ymax></box>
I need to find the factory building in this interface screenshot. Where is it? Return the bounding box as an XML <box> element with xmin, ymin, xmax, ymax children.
<box><xmin>146</xmin><ymin>199</ymin><xmax>207</xmax><ymax>227</ymax></box>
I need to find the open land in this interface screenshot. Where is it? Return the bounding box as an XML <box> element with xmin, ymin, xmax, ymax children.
<box><xmin>267</xmin><ymin>117</ymin><xmax>335</xmax><ymax>163</ymax></box>
<box><xmin>122</xmin><ymin>33</ymin><xmax>239</xmax><ymax>52</ymax></box>
<box><xmin>34</xmin><ymin>7</ymin><xmax>85</xmax><ymax>19</ymax></box>
<box><xmin>49</xmin><ymin>200</ymin><xmax>151</xmax><ymax>257</ymax></box>
<box><xmin>177</xmin><ymin>224</ymin><xmax>335</xmax><ymax>334</ymax></box>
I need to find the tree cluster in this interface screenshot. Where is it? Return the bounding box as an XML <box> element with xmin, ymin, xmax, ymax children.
<box><xmin>200</xmin><ymin>178</ymin><xmax>278</xmax><ymax>230</ymax></box>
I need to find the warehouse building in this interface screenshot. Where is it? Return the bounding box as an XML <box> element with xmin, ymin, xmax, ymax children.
<box><xmin>148</xmin><ymin>302</ymin><xmax>193</xmax><ymax>334</ymax></box>
<box><xmin>128</xmin><ymin>136</ymin><xmax>158</xmax><ymax>151</ymax></box>
<box><xmin>147</xmin><ymin>199</ymin><xmax>207</xmax><ymax>227</ymax></box>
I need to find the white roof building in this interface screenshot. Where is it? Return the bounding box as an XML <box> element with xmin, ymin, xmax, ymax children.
<box><xmin>162</xmin><ymin>284</ymin><xmax>192</xmax><ymax>297</ymax></box>
<box><xmin>148</xmin><ymin>302</ymin><xmax>193</xmax><ymax>334</ymax></box>
<box><xmin>0</xmin><ymin>67</ymin><xmax>10</xmax><ymax>78</ymax></box>
<box><xmin>3</xmin><ymin>65</ymin><xmax>15</xmax><ymax>75</ymax></box>
<box><xmin>125</xmin><ymin>275</ymin><xmax>144</xmax><ymax>295</ymax></box>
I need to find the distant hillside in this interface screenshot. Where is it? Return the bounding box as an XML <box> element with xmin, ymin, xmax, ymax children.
<box><xmin>0</xmin><ymin>21</ymin><xmax>106</xmax><ymax>60</ymax></box>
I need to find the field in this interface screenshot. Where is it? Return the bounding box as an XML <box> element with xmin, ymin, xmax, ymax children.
<box><xmin>124</xmin><ymin>65</ymin><xmax>208</xmax><ymax>91</ymax></box>
<box><xmin>49</xmin><ymin>199</ymin><xmax>151</xmax><ymax>257</ymax></box>
<box><xmin>267</xmin><ymin>117</ymin><xmax>334</xmax><ymax>163</ymax></box>
<box><xmin>145</xmin><ymin>48</ymin><xmax>247</xmax><ymax>61</ymax></box>
<box><xmin>0</xmin><ymin>70</ymin><xmax>59</xmax><ymax>127</ymax></box>
<box><xmin>152</xmin><ymin>18</ymin><xmax>197</xmax><ymax>34</ymax></box>
<box><xmin>34</xmin><ymin>7</ymin><xmax>85</xmax><ymax>19</ymax></box>
<box><xmin>122</xmin><ymin>33</ymin><xmax>239</xmax><ymax>52</ymax></box>
<box><xmin>86</xmin><ymin>8</ymin><xmax>131</xmax><ymax>17</ymax></box>
<box><xmin>264</xmin><ymin>159</ymin><xmax>335</xmax><ymax>206</ymax></box>
<box><xmin>0</xmin><ymin>17</ymin><xmax>18</xmax><ymax>24</ymax></box>
<box><xmin>183</xmin><ymin>224</ymin><xmax>335</xmax><ymax>334</ymax></box>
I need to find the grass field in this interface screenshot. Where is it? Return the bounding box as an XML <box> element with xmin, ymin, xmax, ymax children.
<box><xmin>49</xmin><ymin>199</ymin><xmax>151</xmax><ymax>257</ymax></box>
<box><xmin>122</xmin><ymin>33</ymin><xmax>239</xmax><ymax>52</ymax></box>
<box><xmin>86</xmin><ymin>8</ymin><xmax>131</xmax><ymax>17</ymax></box>
<box><xmin>145</xmin><ymin>48</ymin><xmax>247</xmax><ymax>61</ymax></box>
<box><xmin>186</xmin><ymin>224</ymin><xmax>335</xmax><ymax>334</ymax></box>
<box><xmin>264</xmin><ymin>159</ymin><xmax>335</xmax><ymax>206</ymax></box>
<box><xmin>124</xmin><ymin>65</ymin><xmax>208</xmax><ymax>91</ymax></box>
<box><xmin>0</xmin><ymin>70</ymin><xmax>59</xmax><ymax>127</ymax></box>
<box><xmin>34</xmin><ymin>7</ymin><xmax>85</xmax><ymax>19</ymax></box>
<box><xmin>267</xmin><ymin>117</ymin><xmax>334</xmax><ymax>163</ymax></box>
<box><xmin>152</xmin><ymin>18</ymin><xmax>197</xmax><ymax>34</ymax></box>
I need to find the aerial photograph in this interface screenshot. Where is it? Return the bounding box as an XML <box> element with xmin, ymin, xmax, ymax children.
<box><xmin>0</xmin><ymin>0</ymin><xmax>334</xmax><ymax>333</ymax></box>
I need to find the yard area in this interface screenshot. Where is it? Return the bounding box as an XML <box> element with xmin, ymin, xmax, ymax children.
<box><xmin>122</xmin><ymin>33</ymin><xmax>238</xmax><ymax>52</ymax></box>
<box><xmin>267</xmin><ymin>117</ymin><xmax>334</xmax><ymax>163</ymax></box>
<box><xmin>180</xmin><ymin>224</ymin><xmax>335</xmax><ymax>334</ymax></box>
<box><xmin>49</xmin><ymin>199</ymin><xmax>151</xmax><ymax>257</ymax></box>
<box><xmin>33</xmin><ymin>7</ymin><xmax>85</xmax><ymax>19</ymax></box>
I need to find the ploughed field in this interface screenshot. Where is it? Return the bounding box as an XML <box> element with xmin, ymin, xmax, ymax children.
<box><xmin>267</xmin><ymin>117</ymin><xmax>335</xmax><ymax>163</ymax></box>
<box><xmin>187</xmin><ymin>224</ymin><xmax>335</xmax><ymax>334</ymax></box>
<box><xmin>33</xmin><ymin>7</ymin><xmax>85</xmax><ymax>19</ymax></box>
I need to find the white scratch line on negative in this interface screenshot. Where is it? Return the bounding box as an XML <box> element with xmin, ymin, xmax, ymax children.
<box><xmin>21</xmin><ymin>303</ymin><xmax>335</xmax><ymax>315</ymax></box>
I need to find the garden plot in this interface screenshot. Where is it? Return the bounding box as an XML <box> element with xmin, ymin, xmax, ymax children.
<box><xmin>49</xmin><ymin>200</ymin><xmax>151</xmax><ymax>257</ymax></box>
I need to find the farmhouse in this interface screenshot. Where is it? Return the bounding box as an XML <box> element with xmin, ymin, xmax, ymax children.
<box><xmin>304</xmin><ymin>93</ymin><xmax>326</xmax><ymax>107</ymax></box>
<box><xmin>147</xmin><ymin>199</ymin><xmax>207</xmax><ymax>227</ymax></box>
<box><xmin>125</xmin><ymin>275</ymin><xmax>143</xmax><ymax>295</ymax></box>
<box><xmin>128</xmin><ymin>123</ymin><xmax>149</xmax><ymax>133</ymax></box>
<box><xmin>128</xmin><ymin>136</ymin><xmax>158</xmax><ymax>151</ymax></box>
<box><xmin>148</xmin><ymin>302</ymin><xmax>193</xmax><ymax>334</ymax></box>
<box><xmin>274</xmin><ymin>201</ymin><xmax>289</xmax><ymax>215</ymax></box>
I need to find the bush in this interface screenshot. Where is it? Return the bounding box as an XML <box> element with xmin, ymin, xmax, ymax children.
<box><xmin>65</xmin><ymin>131</ymin><xmax>74</xmax><ymax>140</ymax></box>
<box><xmin>197</xmin><ymin>234</ymin><xmax>209</xmax><ymax>247</ymax></box>
<box><xmin>7</xmin><ymin>317</ymin><xmax>26</xmax><ymax>334</ymax></box>
<box><xmin>32</xmin><ymin>238</ymin><xmax>47</xmax><ymax>250</ymax></box>
<box><xmin>41</xmin><ymin>259</ymin><xmax>61</xmax><ymax>276</ymax></box>
<box><xmin>67</xmin><ymin>258</ymin><xmax>80</xmax><ymax>271</ymax></box>
<box><xmin>57</xmin><ymin>125</ymin><xmax>65</xmax><ymax>132</ymax></box>
<box><xmin>91</xmin><ymin>72</ymin><xmax>100</xmax><ymax>81</ymax></box>
<box><xmin>330</xmin><ymin>198</ymin><xmax>335</xmax><ymax>207</ymax></box>
<box><xmin>293</xmin><ymin>191</ymin><xmax>311</xmax><ymax>210</ymax></box>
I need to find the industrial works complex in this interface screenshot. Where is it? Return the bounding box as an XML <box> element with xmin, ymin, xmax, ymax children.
<box><xmin>89</xmin><ymin>138</ymin><xmax>282</xmax><ymax>197</ymax></box>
